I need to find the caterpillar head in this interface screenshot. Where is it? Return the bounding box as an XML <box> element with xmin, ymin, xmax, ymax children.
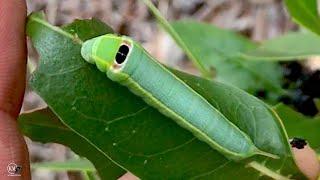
<box><xmin>81</xmin><ymin>34</ymin><xmax>132</xmax><ymax>72</ymax></box>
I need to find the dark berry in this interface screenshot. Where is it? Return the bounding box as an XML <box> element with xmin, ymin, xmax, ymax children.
<box><xmin>283</xmin><ymin>62</ymin><xmax>303</xmax><ymax>82</ymax></box>
<box><xmin>301</xmin><ymin>70</ymin><xmax>320</xmax><ymax>97</ymax></box>
<box><xmin>290</xmin><ymin>137</ymin><xmax>307</xmax><ymax>149</ymax></box>
<box><xmin>278</xmin><ymin>95</ymin><xmax>292</xmax><ymax>105</ymax></box>
<box><xmin>292</xmin><ymin>92</ymin><xmax>318</xmax><ymax>116</ymax></box>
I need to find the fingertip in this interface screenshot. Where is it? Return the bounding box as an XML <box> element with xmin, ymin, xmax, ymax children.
<box><xmin>291</xmin><ymin>139</ymin><xmax>320</xmax><ymax>180</ymax></box>
<box><xmin>0</xmin><ymin>0</ymin><xmax>27</xmax><ymax>117</ymax></box>
<box><xmin>0</xmin><ymin>111</ymin><xmax>30</xmax><ymax>178</ymax></box>
<box><xmin>118</xmin><ymin>172</ymin><xmax>139</xmax><ymax>180</ymax></box>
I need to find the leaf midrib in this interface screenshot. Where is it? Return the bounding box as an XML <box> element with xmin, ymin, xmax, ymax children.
<box><xmin>30</xmin><ymin>15</ymin><xmax>84</xmax><ymax>45</ymax></box>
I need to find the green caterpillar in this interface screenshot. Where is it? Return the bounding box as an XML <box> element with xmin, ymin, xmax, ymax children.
<box><xmin>81</xmin><ymin>34</ymin><xmax>278</xmax><ymax>160</ymax></box>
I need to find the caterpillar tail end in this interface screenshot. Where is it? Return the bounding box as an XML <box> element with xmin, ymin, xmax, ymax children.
<box><xmin>256</xmin><ymin>149</ymin><xmax>280</xmax><ymax>159</ymax></box>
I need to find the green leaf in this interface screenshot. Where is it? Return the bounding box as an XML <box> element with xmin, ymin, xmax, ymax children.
<box><xmin>284</xmin><ymin>0</ymin><xmax>320</xmax><ymax>36</ymax></box>
<box><xmin>18</xmin><ymin>108</ymin><xmax>126</xmax><ymax>179</ymax></box>
<box><xmin>274</xmin><ymin>104</ymin><xmax>320</xmax><ymax>151</ymax></box>
<box><xmin>140</xmin><ymin>0</ymin><xmax>211</xmax><ymax>77</ymax></box>
<box><xmin>62</xmin><ymin>18</ymin><xmax>113</xmax><ymax>41</ymax></box>
<box><xmin>26</xmin><ymin>12</ymin><xmax>304</xmax><ymax>179</ymax></box>
<box><xmin>171</xmin><ymin>20</ymin><xmax>283</xmax><ymax>94</ymax></box>
<box><xmin>242</xmin><ymin>32</ymin><xmax>320</xmax><ymax>61</ymax></box>
<box><xmin>31</xmin><ymin>159</ymin><xmax>95</xmax><ymax>172</ymax></box>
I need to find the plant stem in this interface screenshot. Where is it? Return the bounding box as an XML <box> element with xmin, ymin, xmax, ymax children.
<box><xmin>140</xmin><ymin>0</ymin><xmax>211</xmax><ymax>78</ymax></box>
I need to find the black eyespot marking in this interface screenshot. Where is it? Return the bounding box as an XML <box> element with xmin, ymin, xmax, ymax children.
<box><xmin>115</xmin><ymin>53</ymin><xmax>126</xmax><ymax>64</ymax></box>
<box><xmin>119</xmin><ymin>44</ymin><xmax>129</xmax><ymax>54</ymax></box>
<box><xmin>115</xmin><ymin>45</ymin><xmax>129</xmax><ymax>64</ymax></box>
<box><xmin>290</xmin><ymin>137</ymin><xmax>307</xmax><ymax>149</ymax></box>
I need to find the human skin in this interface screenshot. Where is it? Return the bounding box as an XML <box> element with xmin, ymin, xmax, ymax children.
<box><xmin>0</xmin><ymin>0</ymin><xmax>30</xmax><ymax>179</ymax></box>
<box><xmin>0</xmin><ymin>1</ymin><xmax>317</xmax><ymax>180</ymax></box>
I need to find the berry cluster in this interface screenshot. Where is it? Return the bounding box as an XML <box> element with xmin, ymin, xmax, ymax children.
<box><xmin>278</xmin><ymin>62</ymin><xmax>319</xmax><ymax>117</ymax></box>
